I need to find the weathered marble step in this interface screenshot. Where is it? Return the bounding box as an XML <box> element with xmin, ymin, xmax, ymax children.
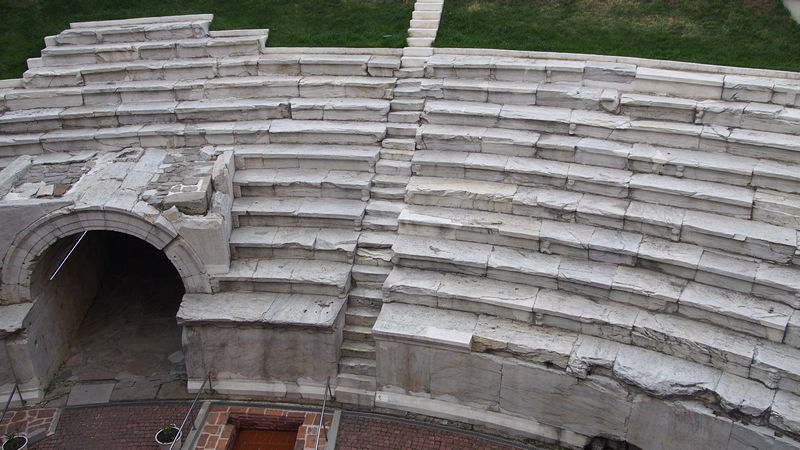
<box><xmin>233</xmin><ymin>168</ymin><xmax>372</xmax><ymax>200</ymax></box>
<box><xmin>398</xmin><ymin>77</ymin><xmax>617</xmax><ymax>111</ymax></box>
<box><xmin>379</xmin><ymin>271</ymin><xmax>800</xmax><ymax>386</ymax></box>
<box><xmin>343</xmin><ymin>324</ymin><xmax>375</xmax><ymax>342</ymax></box>
<box><xmin>339</xmin><ymin>357</ymin><xmax>376</xmax><ymax>377</ymax></box>
<box><xmin>52</xmin><ymin>15</ymin><xmax>213</xmax><ymax>46</ymax></box>
<box><xmin>415</xmin><ymin>124</ymin><xmax>800</xmax><ymax>195</ymax></box>
<box><xmin>362</xmin><ymin>199</ymin><xmax>403</xmax><ymax>231</ymax></box>
<box><xmin>629</xmin><ymin>173</ymin><xmax>753</xmax><ymax>218</ymax></box>
<box><xmin>268</xmin><ymin>119</ymin><xmax>386</xmax><ymax>145</ymax></box>
<box><xmin>231</xmin><ymin>196</ymin><xmax>365</xmax><ymax>229</ymax></box>
<box><xmin>39</xmin><ymin>35</ymin><xmax>266</xmax><ymax>67</ymax></box>
<box><xmin>177</xmin><ymin>291</ymin><xmax>345</xmax><ymax>327</ymax></box>
<box><xmin>355</xmin><ymin>246</ymin><xmax>394</xmax><ymax>267</ymax></box>
<box><xmin>289</xmin><ymin>98</ymin><xmax>390</xmax><ymax>122</ymax></box>
<box><xmin>362</xmin><ymin>214</ymin><xmax>398</xmax><ymax>232</ymax></box>
<box><xmin>336</xmin><ymin>373</ymin><xmax>376</xmax><ymax>391</ymax></box>
<box><xmin>351</xmin><ymin>264</ymin><xmax>392</xmax><ymax>289</ymax></box>
<box><xmin>348</xmin><ymin>286</ymin><xmax>384</xmax><ymax>308</ymax></box>
<box><xmin>234</xmin><ymin>144</ymin><xmax>380</xmax><ymax>172</ymax></box>
<box><xmin>420</xmin><ymin>99</ymin><xmax>800</xmax><ymax>164</ymax></box>
<box><xmin>346</xmin><ymin>305</ymin><xmax>380</xmax><ymax>328</ymax></box>
<box><xmin>229</xmin><ymin>226</ymin><xmax>358</xmax><ymax>262</ymax></box>
<box><xmin>392</xmin><ymin>229</ymin><xmax>800</xmax><ymax>310</ymax></box>
<box><xmin>216</xmin><ymin>258</ymin><xmax>352</xmax><ymax>297</ymax></box>
<box><xmin>341</xmin><ymin>340</ymin><xmax>376</xmax><ymax>359</ymax></box>
<box><xmin>21</xmin><ymin>53</ymin><xmax>398</xmax><ymax>88</ymax></box>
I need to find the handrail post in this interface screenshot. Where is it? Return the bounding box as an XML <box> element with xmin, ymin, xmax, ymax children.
<box><xmin>169</xmin><ymin>372</ymin><xmax>212</xmax><ymax>450</ymax></box>
<box><xmin>1</xmin><ymin>384</ymin><xmax>25</xmax><ymax>425</ymax></box>
<box><xmin>314</xmin><ymin>376</ymin><xmax>332</xmax><ymax>450</ymax></box>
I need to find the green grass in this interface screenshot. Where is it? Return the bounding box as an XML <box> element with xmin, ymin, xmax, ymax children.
<box><xmin>435</xmin><ymin>0</ymin><xmax>800</xmax><ymax>72</ymax></box>
<box><xmin>0</xmin><ymin>0</ymin><xmax>414</xmax><ymax>79</ymax></box>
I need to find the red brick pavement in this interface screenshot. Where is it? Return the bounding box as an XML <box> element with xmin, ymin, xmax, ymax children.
<box><xmin>31</xmin><ymin>403</ymin><xmax>198</xmax><ymax>450</ymax></box>
<box><xmin>336</xmin><ymin>414</ymin><xmax>522</xmax><ymax>450</ymax></box>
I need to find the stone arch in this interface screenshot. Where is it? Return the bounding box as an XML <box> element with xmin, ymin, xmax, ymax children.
<box><xmin>1</xmin><ymin>206</ymin><xmax>210</xmax><ymax>305</ymax></box>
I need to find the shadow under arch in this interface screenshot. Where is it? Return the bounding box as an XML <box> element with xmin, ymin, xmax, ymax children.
<box><xmin>0</xmin><ymin>207</ymin><xmax>210</xmax><ymax>400</ymax></box>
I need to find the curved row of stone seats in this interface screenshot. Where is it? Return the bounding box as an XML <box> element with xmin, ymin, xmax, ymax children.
<box><xmin>372</xmin><ymin>302</ymin><xmax>800</xmax><ymax>449</ymax></box>
<box><xmin>399</xmin><ymin>77</ymin><xmax>800</xmax><ymax>136</ymax></box>
<box><xmin>380</xmin><ymin>263</ymin><xmax>800</xmax><ymax>389</ymax></box>
<box><xmin>36</xmin><ymin>32</ymin><xmax>268</xmax><ymax>68</ymax></box>
<box><xmin>47</xmin><ymin>14</ymin><xmax>214</xmax><ymax>46</ymax></box>
<box><xmin>387</xmin><ymin>234</ymin><xmax>797</xmax><ymax>345</ymax></box>
<box><xmin>0</xmin><ymin>76</ymin><xmax>396</xmax><ymax>115</ymax></box>
<box><xmin>21</xmin><ymin>51</ymin><xmax>401</xmax><ymax>88</ymax></box>
<box><xmin>425</xmin><ymin>53</ymin><xmax>800</xmax><ymax>107</ymax></box>
<box><xmin>415</xmin><ymin>98</ymin><xmax>800</xmax><ymax>164</ymax></box>
<box><xmin>407</xmin><ymin>153</ymin><xmax>800</xmax><ymax>263</ymax></box>
<box><xmin>394</xmin><ymin>202</ymin><xmax>800</xmax><ymax>306</ymax></box>
<box><xmin>0</xmin><ymin>97</ymin><xmax>391</xmax><ymax>135</ymax></box>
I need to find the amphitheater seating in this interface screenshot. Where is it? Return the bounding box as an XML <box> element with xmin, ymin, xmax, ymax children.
<box><xmin>2</xmin><ymin>12</ymin><xmax>800</xmax><ymax>448</ymax></box>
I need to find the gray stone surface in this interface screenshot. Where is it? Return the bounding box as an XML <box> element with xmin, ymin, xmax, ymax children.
<box><xmin>66</xmin><ymin>382</ymin><xmax>115</xmax><ymax>406</ymax></box>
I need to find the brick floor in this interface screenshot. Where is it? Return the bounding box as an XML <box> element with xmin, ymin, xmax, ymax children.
<box><xmin>336</xmin><ymin>414</ymin><xmax>522</xmax><ymax>450</ymax></box>
<box><xmin>31</xmin><ymin>403</ymin><xmax>198</xmax><ymax>450</ymax></box>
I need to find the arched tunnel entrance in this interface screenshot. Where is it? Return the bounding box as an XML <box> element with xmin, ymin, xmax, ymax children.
<box><xmin>32</xmin><ymin>230</ymin><xmax>186</xmax><ymax>403</ymax></box>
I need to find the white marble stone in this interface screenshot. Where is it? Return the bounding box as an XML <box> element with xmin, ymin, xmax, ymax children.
<box><xmin>473</xmin><ymin>315</ymin><xmax>576</xmax><ymax>368</ymax></box>
<box><xmin>612</xmin><ymin>345</ymin><xmax>721</xmax><ymax>397</ymax></box>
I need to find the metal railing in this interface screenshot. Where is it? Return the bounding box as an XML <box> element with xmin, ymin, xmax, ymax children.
<box><xmin>170</xmin><ymin>373</ymin><xmax>213</xmax><ymax>450</ymax></box>
<box><xmin>1</xmin><ymin>384</ymin><xmax>25</xmax><ymax>425</ymax></box>
<box><xmin>314</xmin><ymin>376</ymin><xmax>335</xmax><ymax>450</ymax></box>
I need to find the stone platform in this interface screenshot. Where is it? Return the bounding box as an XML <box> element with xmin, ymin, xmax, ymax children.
<box><xmin>1</xmin><ymin>9</ymin><xmax>800</xmax><ymax>449</ymax></box>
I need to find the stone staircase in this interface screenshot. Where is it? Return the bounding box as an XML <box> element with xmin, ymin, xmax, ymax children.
<box><xmin>3</xmin><ymin>12</ymin><xmax>800</xmax><ymax>449</ymax></box>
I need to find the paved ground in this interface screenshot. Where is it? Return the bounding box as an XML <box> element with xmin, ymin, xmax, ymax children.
<box><xmin>29</xmin><ymin>403</ymin><xmax>198</xmax><ymax>449</ymax></box>
<box><xmin>1</xmin><ymin>403</ymin><xmax>532</xmax><ymax>449</ymax></box>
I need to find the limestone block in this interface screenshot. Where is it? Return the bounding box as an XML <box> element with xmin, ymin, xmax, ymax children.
<box><xmin>633</xmin><ymin>67</ymin><xmax>724</xmax><ymax>99</ymax></box>
<box><xmin>752</xmin><ymin>189</ymin><xmax>800</xmax><ymax>229</ymax></box>
<box><xmin>754</xmin><ymin>263</ymin><xmax>800</xmax><ymax>309</ymax></box>
<box><xmin>486</xmin><ymin>81</ymin><xmax>537</xmax><ymax>106</ymax></box>
<box><xmin>629</xmin><ymin>173</ymin><xmax>753</xmax><ymax>218</ymax></box>
<box><xmin>566</xmin><ymin>335</ymin><xmax>622</xmax><ymax>379</ymax></box>
<box><xmin>257</xmin><ymin>55</ymin><xmax>300</xmax><ymax>75</ymax></box>
<box><xmin>584</xmin><ymin>61</ymin><xmax>636</xmax><ymax>84</ymax></box>
<box><xmin>610</xmin><ymin>266</ymin><xmax>683</xmax><ymax>312</ymax></box>
<box><xmin>372</xmin><ymin>302</ymin><xmax>476</xmax><ymax>352</ymax></box>
<box><xmin>742</xmin><ymin>103</ymin><xmax>800</xmax><ymax>135</ymax></box>
<box><xmin>773</xmin><ymin>79</ymin><xmax>800</xmax><ymax>107</ymax></box>
<box><xmin>162</xmin><ymin>209</ymin><xmax>228</xmax><ymax>274</ymax></box>
<box><xmin>498</xmin><ymin>104</ymin><xmax>570</xmax><ymax>134</ymax></box>
<box><xmin>716</xmin><ymin>372</ymin><xmax>774</xmax><ymax>416</ymax></box>
<box><xmin>534</xmin><ymin>289</ymin><xmax>637</xmax><ymax>343</ymax></box>
<box><xmin>499</xmin><ymin>359</ymin><xmax>631</xmax><ymax>439</ymax></box>
<box><xmin>512</xmin><ymin>186</ymin><xmax>581</xmax><ymax>221</ymax></box>
<box><xmin>632</xmin><ymin>312</ymin><xmax>757</xmax><ymax>376</ymax></box>
<box><xmin>728</xmin><ymin>128</ymin><xmax>800</xmax><ymax>164</ymax></box>
<box><xmin>424</xmin><ymin>100</ymin><xmax>501</xmax><ymax>128</ymax></box>
<box><xmin>535</xmin><ymin>85</ymin><xmax>604</xmax><ymax>110</ymax></box>
<box><xmin>723</xmin><ymin>75</ymin><xmax>775</xmax><ymax>102</ymax></box>
<box><xmin>442</xmin><ymin>79</ymin><xmax>489</xmax><ymax>102</ymax></box>
<box><xmin>430</xmin><ymin>350</ymin><xmax>502</xmax><ymax>407</ymax></box>
<box><xmin>539</xmin><ymin>220</ymin><xmax>594</xmax><ymax>259</ymax></box>
<box><xmin>535</xmin><ymin>134</ymin><xmax>580</xmax><ymax>162</ymax></box>
<box><xmin>570</xmin><ymin>110</ymin><xmax>629</xmax><ymax>140</ymax></box>
<box><xmin>574</xmin><ymin>138</ymin><xmax>630</xmax><ymax>169</ymax></box>
<box><xmin>770</xmin><ymin>390</ymin><xmax>800</xmax><ymax>435</ymax></box>
<box><xmin>437</xmin><ymin>273</ymin><xmax>539</xmax><ymax>322</ymax></box>
<box><xmin>487</xmin><ymin>246</ymin><xmax>559</xmax><ymax>289</ymax></box>
<box><xmin>473</xmin><ymin>315</ymin><xmax>576</xmax><ymax>369</ymax></box>
<box><xmin>619</xmin><ymin>93</ymin><xmax>696</xmax><ymax>122</ymax></box>
<box><xmin>557</xmin><ymin>258</ymin><xmax>615</xmax><ymax>299</ymax></box>
<box><xmin>268</xmin><ymin>119</ymin><xmax>385</xmax><ymax>145</ymax></box>
<box><xmin>376</xmin><ymin>340</ymin><xmax>431</xmax><ymax>393</ymax></box>
<box><xmin>383</xmin><ymin>266</ymin><xmax>440</xmax><ymax>307</ymax></box>
<box><xmin>752</xmin><ymin>342</ymin><xmax>800</xmax><ymax>392</ymax></box>
<box><xmin>629</xmin><ymin>143</ymin><xmax>755</xmax><ymax>186</ymax></box>
<box><xmin>613</xmin><ymin>345</ymin><xmax>720</xmax><ymax>397</ymax></box>
<box><xmin>391</xmin><ymin>234</ymin><xmax>490</xmax><ymax>276</ymax></box>
<box><xmin>695</xmin><ymin>251</ymin><xmax>757</xmax><ymax>294</ymax></box>
<box><xmin>505</xmin><ymin>157</ymin><xmax>569</xmax><ymax>188</ymax></box>
<box><xmin>627</xmin><ymin>397</ymin><xmax>732</xmax><ymax>450</ymax></box>
<box><xmin>696</xmin><ymin>100</ymin><xmax>746</xmax><ymax>127</ymax></box>
<box><xmin>577</xmin><ymin>195</ymin><xmax>629</xmax><ymax>231</ymax></box>
<box><xmin>753</xmin><ymin>159</ymin><xmax>800</xmax><ymax>195</ymax></box>
<box><xmin>299</xmin><ymin>54</ymin><xmax>369</xmax><ymax>76</ymax></box>
<box><xmin>728</xmin><ymin>423</ymin><xmax>800</xmax><ymax>450</ymax></box>
<box><xmin>405</xmin><ymin>176</ymin><xmax>516</xmax><ymax>213</ymax></box>
<box><xmin>567</xmin><ymin>164</ymin><xmax>631</xmax><ymax>198</ymax></box>
<box><xmin>637</xmin><ymin>236</ymin><xmax>703</xmax><ymax>279</ymax></box>
<box><xmin>4</xmin><ymin>87</ymin><xmax>83</xmax><ymax>110</ymax></box>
